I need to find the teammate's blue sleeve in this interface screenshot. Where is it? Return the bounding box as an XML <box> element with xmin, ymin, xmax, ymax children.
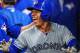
<box><xmin>9</xmin><ymin>44</ymin><xmax>22</xmax><ymax>53</ymax></box>
<box><xmin>0</xmin><ymin>14</ymin><xmax>6</xmax><ymax>27</ymax></box>
<box><xmin>7</xmin><ymin>24</ymin><xmax>23</xmax><ymax>39</ymax></box>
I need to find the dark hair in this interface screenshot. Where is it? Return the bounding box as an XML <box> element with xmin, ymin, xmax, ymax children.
<box><xmin>3</xmin><ymin>0</ymin><xmax>19</xmax><ymax>5</ymax></box>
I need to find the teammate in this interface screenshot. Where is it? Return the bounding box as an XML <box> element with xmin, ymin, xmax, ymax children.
<box><xmin>0</xmin><ymin>14</ymin><xmax>13</xmax><ymax>53</ymax></box>
<box><xmin>1</xmin><ymin>0</ymin><xmax>77</xmax><ymax>53</ymax></box>
<box><xmin>0</xmin><ymin>0</ymin><xmax>33</xmax><ymax>38</ymax></box>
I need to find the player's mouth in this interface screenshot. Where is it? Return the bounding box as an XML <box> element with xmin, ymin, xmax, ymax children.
<box><xmin>32</xmin><ymin>18</ymin><xmax>38</xmax><ymax>22</ymax></box>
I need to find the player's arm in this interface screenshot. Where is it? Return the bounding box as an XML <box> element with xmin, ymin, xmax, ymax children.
<box><xmin>62</xmin><ymin>26</ymin><xmax>77</xmax><ymax>53</ymax></box>
<box><xmin>1</xmin><ymin>30</ymin><xmax>28</xmax><ymax>53</ymax></box>
<box><xmin>63</xmin><ymin>26</ymin><xmax>77</xmax><ymax>47</ymax></box>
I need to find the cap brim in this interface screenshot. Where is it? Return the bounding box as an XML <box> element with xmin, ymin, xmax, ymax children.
<box><xmin>27</xmin><ymin>7</ymin><xmax>42</xmax><ymax>12</ymax></box>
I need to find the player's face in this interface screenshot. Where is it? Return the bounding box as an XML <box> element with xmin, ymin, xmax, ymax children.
<box><xmin>31</xmin><ymin>10</ymin><xmax>43</xmax><ymax>27</ymax></box>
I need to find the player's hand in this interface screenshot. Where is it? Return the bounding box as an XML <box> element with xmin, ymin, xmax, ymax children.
<box><xmin>61</xmin><ymin>47</ymin><xmax>77</xmax><ymax>53</ymax></box>
<box><xmin>66</xmin><ymin>47</ymin><xmax>73</xmax><ymax>53</ymax></box>
<box><xmin>1</xmin><ymin>38</ymin><xmax>12</xmax><ymax>52</ymax></box>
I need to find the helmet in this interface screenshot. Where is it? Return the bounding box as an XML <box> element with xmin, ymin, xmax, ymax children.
<box><xmin>27</xmin><ymin>0</ymin><xmax>50</xmax><ymax>21</ymax></box>
<box><xmin>27</xmin><ymin>0</ymin><xmax>44</xmax><ymax>12</ymax></box>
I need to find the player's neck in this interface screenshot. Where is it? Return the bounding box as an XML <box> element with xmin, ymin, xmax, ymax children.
<box><xmin>39</xmin><ymin>22</ymin><xmax>51</xmax><ymax>33</ymax></box>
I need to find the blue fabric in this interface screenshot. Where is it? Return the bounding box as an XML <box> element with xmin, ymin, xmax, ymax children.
<box><xmin>0</xmin><ymin>6</ymin><xmax>32</xmax><ymax>38</ymax></box>
<box><xmin>0</xmin><ymin>29</ymin><xmax>8</xmax><ymax>42</ymax></box>
<box><xmin>67</xmin><ymin>39</ymin><xmax>77</xmax><ymax>47</ymax></box>
<box><xmin>0</xmin><ymin>12</ymin><xmax>11</xmax><ymax>44</ymax></box>
<box><xmin>0</xmin><ymin>12</ymin><xmax>8</xmax><ymax>43</ymax></box>
<box><xmin>7</xmin><ymin>24</ymin><xmax>22</xmax><ymax>38</ymax></box>
<box><xmin>9</xmin><ymin>44</ymin><xmax>21</xmax><ymax>53</ymax></box>
<box><xmin>9</xmin><ymin>43</ymin><xmax>27</xmax><ymax>53</ymax></box>
<box><xmin>0</xmin><ymin>7</ymin><xmax>32</xmax><ymax>27</ymax></box>
<box><xmin>0</xmin><ymin>29</ymin><xmax>14</xmax><ymax>43</ymax></box>
<box><xmin>0</xmin><ymin>15</ymin><xmax>5</xmax><ymax>28</ymax></box>
<box><xmin>15</xmin><ymin>0</ymin><xmax>33</xmax><ymax>11</ymax></box>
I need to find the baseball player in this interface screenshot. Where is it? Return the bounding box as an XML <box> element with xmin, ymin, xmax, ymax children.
<box><xmin>0</xmin><ymin>14</ymin><xmax>13</xmax><ymax>53</ymax></box>
<box><xmin>1</xmin><ymin>0</ymin><xmax>77</xmax><ymax>53</ymax></box>
<box><xmin>0</xmin><ymin>0</ymin><xmax>33</xmax><ymax>38</ymax></box>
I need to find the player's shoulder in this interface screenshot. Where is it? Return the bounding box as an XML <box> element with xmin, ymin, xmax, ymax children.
<box><xmin>19</xmin><ymin>23</ymin><xmax>35</xmax><ymax>39</ymax></box>
<box><xmin>21</xmin><ymin>23</ymin><xmax>35</xmax><ymax>34</ymax></box>
<box><xmin>51</xmin><ymin>22</ymin><xmax>68</xmax><ymax>30</ymax></box>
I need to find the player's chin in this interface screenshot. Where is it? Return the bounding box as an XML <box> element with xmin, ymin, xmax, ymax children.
<box><xmin>35</xmin><ymin>23</ymin><xmax>41</xmax><ymax>27</ymax></box>
<box><xmin>35</xmin><ymin>23</ymin><xmax>39</xmax><ymax>26</ymax></box>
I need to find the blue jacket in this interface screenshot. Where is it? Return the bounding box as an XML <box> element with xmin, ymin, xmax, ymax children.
<box><xmin>0</xmin><ymin>6</ymin><xmax>32</xmax><ymax>38</ymax></box>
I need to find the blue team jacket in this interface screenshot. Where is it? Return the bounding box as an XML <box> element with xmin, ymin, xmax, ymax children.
<box><xmin>0</xmin><ymin>6</ymin><xmax>32</xmax><ymax>38</ymax></box>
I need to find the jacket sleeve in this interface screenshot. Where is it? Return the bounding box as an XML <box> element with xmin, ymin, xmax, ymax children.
<box><xmin>9</xmin><ymin>44</ymin><xmax>22</xmax><ymax>53</ymax></box>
